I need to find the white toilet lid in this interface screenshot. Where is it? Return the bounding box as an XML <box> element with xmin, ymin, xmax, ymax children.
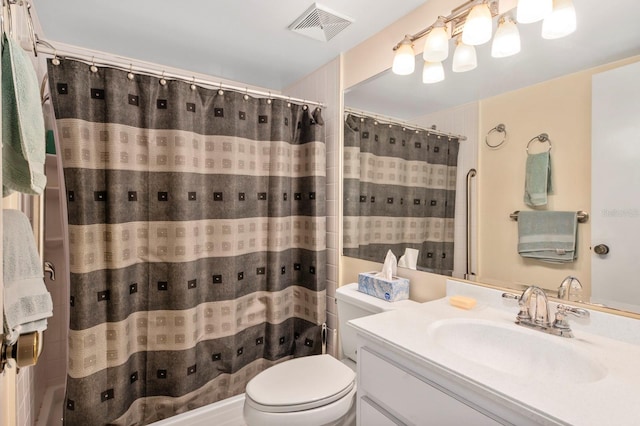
<box><xmin>245</xmin><ymin>354</ymin><xmax>356</xmax><ymax>413</ymax></box>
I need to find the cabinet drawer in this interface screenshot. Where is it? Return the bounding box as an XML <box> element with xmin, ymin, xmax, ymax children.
<box><xmin>359</xmin><ymin>347</ymin><xmax>501</xmax><ymax>425</ymax></box>
<box><xmin>360</xmin><ymin>397</ymin><xmax>402</xmax><ymax>426</ymax></box>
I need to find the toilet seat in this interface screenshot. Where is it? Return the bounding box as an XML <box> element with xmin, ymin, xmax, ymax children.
<box><xmin>245</xmin><ymin>354</ymin><xmax>356</xmax><ymax>413</ymax></box>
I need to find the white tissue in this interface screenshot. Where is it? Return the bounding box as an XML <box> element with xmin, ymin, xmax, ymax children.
<box><xmin>375</xmin><ymin>250</ymin><xmax>397</xmax><ymax>280</ymax></box>
<box><xmin>398</xmin><ymin>248</ymin><xmax>419</xmax><ymax>270</ymax></box>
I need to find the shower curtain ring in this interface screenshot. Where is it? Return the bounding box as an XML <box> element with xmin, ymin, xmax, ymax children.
<box><xmin>287</xmin><ymin>96</ymin><xmax>291</xmax><ymax>108</ymax></box>
<box><xmin>51</xmin><ymin>49</ymin><xmax>60</xmax><ymax>66</ymax></box>
<box><xmin>303</xmin><ymin>100</ymin><xmax>308</xmax><ymax>111</ymax></box>
<box><xmin>127</xmin><ymin>64</ymin><xmax>134</xmax><ymax>80</ymax></box>
<box><xmin>243</xmin><ymin>88</ymin><xmax>249</xmax><ymax>101</ymax></box>
<box><xmin>217</xmin><ymin>82</ymin><xmax>224</xmax><ymax>96</ymax></box>
<box><xmin>159</xmin><ymin>71</ymin><xmax>167</xmax><ymax>86</ymax></box>
<box><xmin>190</xmin><ymin>77</ymin><xmax>196</xmax><ymax>91</ymax></box>
<box><xmin>90</xmin><ymin>57</ymin><xmax>98</xmax><ymax>73</ymax></box>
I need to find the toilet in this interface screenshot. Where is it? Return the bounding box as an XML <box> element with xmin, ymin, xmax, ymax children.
<box><xmin>243</xmin><ymin>283</ymin><xmax>419</xmax><ymax>426</ymax></box>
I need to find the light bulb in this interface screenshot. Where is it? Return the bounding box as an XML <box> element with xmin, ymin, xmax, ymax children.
<box><xmin>492</xmin><ymin>17</ymin><xmax>521</xmax><ymax>58</ymax></box>
<box><xmin>392</xmin><ymin>36</ymin><xmax>416</xmax><ymax>75</ymax></box>
<box><xmin>422</xmin><ymin>61</ymin><xmax>445</xmax><ymax>84</ymax></box>
<box><xmin>542</xmin><ymin>0</ymin><xmax>576</xmax><ymax>39</ymax></box>
<box><xmin>516</xmin><ymin>0</ymin><xmax>552</xmax><ymax>23</ymax></box>
<box><xmin>452</xmin><ymin>39</ymin><xmax>477</xmax><ymax>72</ymax></box>
<box><xmin>423</xmin><ymin>17</ymin><xmax>449</xmax><ymax>62</ymax></box>
<box><xmin>462</xmin><ymin>2</ymin><xmax>493</xmax><ymax>46</ymax></box>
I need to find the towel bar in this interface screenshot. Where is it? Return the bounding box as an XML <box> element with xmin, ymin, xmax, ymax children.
<box><xmin>510</xmin><ymin>210</ymin><xmax>589</xmax><ymax>223</ymax></box>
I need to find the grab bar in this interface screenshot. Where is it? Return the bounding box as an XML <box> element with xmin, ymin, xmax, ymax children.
<box><xmin>465</xmin><ymin>169</ymin><xmax>477</xmax><ymax>280</ymax></box>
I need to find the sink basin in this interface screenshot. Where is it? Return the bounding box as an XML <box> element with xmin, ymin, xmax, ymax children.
<box><xmin>428</xmin><ymin>318</ymin><xmax>607</xmax><ymax>384</ymax></box>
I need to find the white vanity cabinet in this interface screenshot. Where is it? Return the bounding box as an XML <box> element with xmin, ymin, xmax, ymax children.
<box><xmin>356</xmin><ymin>341</ymin><xmax>503</xmax><ymax>426</ymax></box>
<box><xmin>351</xmin><ymin>280</ymin><xmax>640</xmax><ymax>426</ymax></box>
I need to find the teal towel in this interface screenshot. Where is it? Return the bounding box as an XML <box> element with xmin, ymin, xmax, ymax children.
<box><xmin>2</xmin><ymin>33</ymin><xmax>46</xmax><ymax>197</ymax></box>
<box><xmin>518</xmin><ymin>211</ymin><xmax>577</xmax><ymax>263</ymax></box>
<box><xmin>524</xmin><ymin>152</ymin><xmax>551</xmax><ymax>207</ymax></box>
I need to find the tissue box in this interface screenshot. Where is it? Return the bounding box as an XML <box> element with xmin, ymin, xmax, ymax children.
<box><xmin>357</xmin><ymin>272</ymin><xmax>410</xmax><ymax>302</ymax></box>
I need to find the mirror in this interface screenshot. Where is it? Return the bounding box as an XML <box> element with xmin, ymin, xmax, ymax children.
<box><xmin>343</xmin><ymin>0</ymin><xmax>640</xmax><ymax>313</ymax></box>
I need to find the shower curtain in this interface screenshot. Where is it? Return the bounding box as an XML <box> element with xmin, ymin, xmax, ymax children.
<box><xmin>47</xmin><ymin>59</ymin><xmax>326</xmax><ymax>425</ymax></box>
<box><xmin>343</xmin><ymin>113</ymin><xmax>459</xmax><ymax>275</ymax></box>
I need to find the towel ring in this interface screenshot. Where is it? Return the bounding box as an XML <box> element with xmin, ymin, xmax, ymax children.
<box><xmin>485</xmin><ymin>123</ymin><xmax>507</xmax><ymax>148</ymax></box>
<box><xmin>526</xmin><ymin>133</ymin><xmax>552</xmax><ymax>154</ymax></box>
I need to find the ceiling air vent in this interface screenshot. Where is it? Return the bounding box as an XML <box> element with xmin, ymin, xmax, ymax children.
<box><xmin>288</xmin><ymin>3</ymin><xmax>353</xmax><ymax>42</ymax></box>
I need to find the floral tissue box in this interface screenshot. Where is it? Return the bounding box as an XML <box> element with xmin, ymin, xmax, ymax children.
<box><xmin>357</xmin><ymin>272</ymin><xmax>410</xmax><ymax>302</ymax></box>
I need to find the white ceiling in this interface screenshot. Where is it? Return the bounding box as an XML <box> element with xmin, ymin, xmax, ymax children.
<box><xmin>345</xmin><ymin>0</ymin><xmax>640</xmax><ymax>120</ymax></box>
<box><xmin>30</xmin><ymin>0</ymin><xmax>427</xmax><ymax>90</ymax></box>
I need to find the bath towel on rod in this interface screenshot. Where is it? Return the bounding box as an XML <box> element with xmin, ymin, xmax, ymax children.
<box><xmin>517</xmin><ymin>211</ymin><xmax>577</xmax><ymax>263</ymax></box>
<box><xmin>2</xmin><ymin>32</ymin><xmax>47</xmax><ymax>197</ymax></box>
<box><xmin>2</xmin><ymin>209</ymin><xmax>53</xmax><ymax>335</ymax></box>
<box><xmin>524</xmin><ymin>151</ymin><xmax>551</xmax><ymax>207</ymax></box>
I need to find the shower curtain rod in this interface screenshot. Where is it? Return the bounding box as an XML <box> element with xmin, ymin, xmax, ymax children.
<box><xmin>35</xmin><ymin>40</ymin><xmax>326</xmax><ymax>108</ymax></box>
<box><xmin>344</xmin><ymin>107</ymin><xmax>467</xmax><ymax>141</ymax></box>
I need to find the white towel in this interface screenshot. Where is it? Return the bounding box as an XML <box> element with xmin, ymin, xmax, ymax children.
<box><xmin>3</xmin><ymin>209</ymin><xmax>52</xmax><ymax>334</ymax></box>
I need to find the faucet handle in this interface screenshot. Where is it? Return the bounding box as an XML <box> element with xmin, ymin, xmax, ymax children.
<box><xmin>556</xmin><ymin>304</ymin><xmax>590</xmax><ymax>318</ymax></box>
<box><xmin>502</xmin><ymin>292</ymin><xmax>531</xmax><ymax>321</ymax></box>
<box><xmin>501</xmin><ymin>292</ymin><xmax>520</xmax><ymax>301</ymax></box>
<box><xmin>552</xmin><ymin>304</ymin><xmax>590</xmax><ymax>337</ymax></box>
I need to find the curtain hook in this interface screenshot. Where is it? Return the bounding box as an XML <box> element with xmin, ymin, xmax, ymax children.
<box><xmin>217</xmin><ymin>82</ymin><xmax>224</xmax><ymax>96</ymax></box>
<box><xmin>302</xmin><ymin>100</ymin><xmax>308</xmax><ymax>111</ymax></box>
<box><xmin>267</xmin><ymin>92</ymin><xmax>272</xmax><ymax>104</ymax></box>
<box><xmin>190</xmin><ymin>76</ymin><xmax>196</xmax><ymax>91</ymax></box>
<box><xmin>159</xmin><ymin>71</ymin><xmax>167</xmax><ymax>86</ymax></box>
<box><xmin>90</xmin><ymin>56</ymin><xmax>98</xmax><ymax>73</ymax></box>
<box><xmin>51</xmin><ymin>49</ymin><xmax>60</xmax><ymax>66</ymax></box>
<box><xmin>127</xmin><ymin>64</ymin><xmax>134</xmax><ymax>80</ymax></box>
<box><xmin>286</xmin><ymin>96</ymin><xmax>291</xmax><ymax>108</ymax></box>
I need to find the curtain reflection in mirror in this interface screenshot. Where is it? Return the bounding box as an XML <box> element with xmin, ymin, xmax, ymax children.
<box><xmin>343</xmin><ymin>113</ymin><xmax>460</xmax><ymax>275</ymax></box>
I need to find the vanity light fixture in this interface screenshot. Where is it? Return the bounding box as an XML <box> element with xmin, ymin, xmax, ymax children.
<box><xmin>452</xmin><ymin>37</ymin><xmax>477</xmax><ymax>72</ymax></box>
<box><xmin>461</xmin><ymin>1</ymin><xmax>494</xmax><ymax>46</ymax></box>
<box><xmin>422</xmin><ymin>60</ymin><xmax>445</xmax><ymax>83</ymax></box>
<box><xmin>516</xmin><ymin>0</ymin><xmax>553</xmax><ymax>23</ymax></box>
<box><xmin>491</xmin><ymin>16</ymin><xmax>520</xmax><ymax>58</ymax></box>
<box><xmin>423</xmin><ymin>16</ymin><xmax>449</xmax><ymax>62</ymax></box>
<box><xmin>542</xmin><ymin>0</ymin><xmax>576</xmax><ymax>39</ymax></box>
<box><xmin>392</xmin><ymin>35</ymin><xmax>416</xmax><ymax>75</ymax></box>
<box><xmin>390</xmin><ymin>0</ymin><xmax>577</xmax><ymax>83</ymax></box>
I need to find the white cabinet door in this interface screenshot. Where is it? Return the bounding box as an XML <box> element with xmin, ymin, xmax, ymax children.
<box><xmin>592</xmin><ymin>61</ymin><xmax>640</xmax><ymax>312</ymax></box>
<box><xmin>359</xmin><ymin>347</ymin><xmax>501</xmax><ymax>425</ymax></box>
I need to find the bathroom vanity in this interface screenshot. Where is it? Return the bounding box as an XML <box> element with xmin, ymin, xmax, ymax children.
<box><xmin>349</xmin><ymin>280</ymin><xmax>640</xmax><ymax>426</ymax></box>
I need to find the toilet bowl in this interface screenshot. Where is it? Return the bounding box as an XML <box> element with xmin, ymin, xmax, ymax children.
<box><xmin>243</xmin><ymin>354</ymin><xmax>356</xmax><ymax>426</ymax></box>
<box><xmin>243</xmin><ymin>283</ymin><xmax>419</xmax><ymax>426</ymax></box>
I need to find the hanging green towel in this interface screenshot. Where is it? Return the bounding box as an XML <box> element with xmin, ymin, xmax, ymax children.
<box><xmin>524</xmin><ymin>151</ymin><xmax>551</xmax><ymax>207</ymax></box>
<box><xmin>518</xmin><ymin>211</ymin><xmax>577</xmax><ymax>263</ymax></box>
<box><xmin>2</xmin><ymin>32</ymin><xmax>46</xmax><ymax>197</ymax></box>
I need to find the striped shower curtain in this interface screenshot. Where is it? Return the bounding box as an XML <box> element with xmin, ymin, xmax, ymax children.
<box><xmin>343</xmin><ymin>113</ymin><xmax>459</xmax><ymax>275</ymax></box>
<box><xmin>47</xmin><ymin>59</ymin><xmax>326</xmax><ymax>425</ymax></box>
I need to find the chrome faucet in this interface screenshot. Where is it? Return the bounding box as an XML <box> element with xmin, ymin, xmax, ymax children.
<box><xmin>558</xmin><ymin>276</ymin><xmax>582</xmax><ymax>301</ymax></box>
<box><xmin>502</xmin><ymin>285</ymin><xmax>589</xmax><ymax>338</ymax></box>
<box><xmin>517</xmin><ymin>286</ymin><xmax>550</xmax><ymax>327</ymax></box>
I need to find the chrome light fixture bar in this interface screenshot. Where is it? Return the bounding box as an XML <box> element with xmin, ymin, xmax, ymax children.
<box><xmin>391</xmin><ymin>0</ymin><xmax>577</xmax><ymax>83</ymax></box>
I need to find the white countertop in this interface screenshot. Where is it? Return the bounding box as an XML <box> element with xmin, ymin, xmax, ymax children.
<box><xmin>349</xmin><ymin>280</ymin><xmax>640</xmax><ymax>426</ymax></box>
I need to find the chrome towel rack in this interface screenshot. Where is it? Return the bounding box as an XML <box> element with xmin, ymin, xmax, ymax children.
<box><xmin>510</xmin><ymin>210</ymin><xmax>589</xmax><ymax>223</ymax></box>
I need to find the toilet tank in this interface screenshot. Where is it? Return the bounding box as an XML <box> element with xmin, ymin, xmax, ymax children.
<box><xmin>335</xmin><ymin>283</ymin><xmax>419</xmax><ymax>361</ymax></box>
